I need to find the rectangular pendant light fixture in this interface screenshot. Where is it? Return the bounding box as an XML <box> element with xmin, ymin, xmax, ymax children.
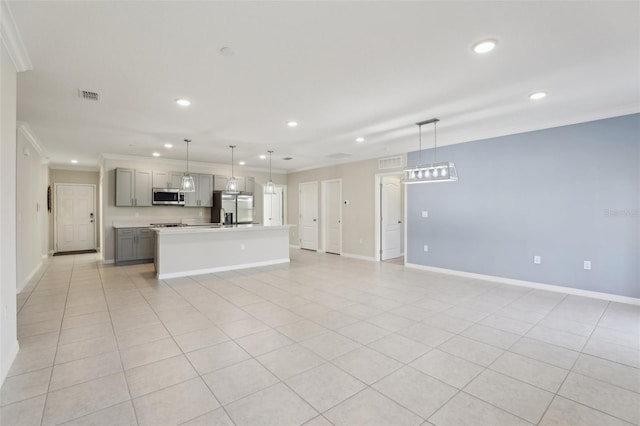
<box><xmin>403</xmin><ymin>118</ymin><xmax>458</xmax><ymax>184</ymax></box>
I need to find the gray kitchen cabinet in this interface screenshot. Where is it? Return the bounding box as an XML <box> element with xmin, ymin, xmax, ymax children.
<box><xmin>115</xmin><ymin>168</ymin><xmax>152</xmax><ymax>206</ymax></box>
<box><xmin>213</xmin><ymin>175</ymin><xmax>228</xmax><ymax>191</ymax></box>
<box><xmin>134</xmin><ymin>170</ymin><xmax>153</xmax><ymax>206</ymax></box>
<box><xmin>115</xmin><ymin>168</ymin><xmax>135</xmax><ymax>206</ymax></box>
<box><xmin>115</xmin><ymin>228</ymin><xmax>156</xmax><ymax>265</ymax></box>
<box><xmin>236</xmin><ymin>177</ymin><xmax>246</xmax><ymax>192</ymax></box>
<box><xmin>170</xmin><ymin>172</ymin><xmax>184</xmax><ymax>189</ymax></box>
<box><xmin>184</xmin><ymin>173</ymin><xmax>213</xmax><ymax>207</ymax></box>
<box><xmin>152</xmin><ymin>171</ymin><xmax>169</xmax><ymax>188</ymax></box>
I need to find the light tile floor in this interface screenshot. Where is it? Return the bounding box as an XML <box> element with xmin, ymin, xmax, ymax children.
<box><xmin>2</xmin><ymin>250</ymin><xmax>639</xmax><ymax>426</ymax></box>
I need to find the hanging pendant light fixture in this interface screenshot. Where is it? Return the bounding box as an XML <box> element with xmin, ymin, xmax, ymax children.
<box><xmin>403</xmin><ymin>118</ymin><xmax>458</xmax><ymax>184</ymax></box>
<box><xmin>180</xmin><ymin>139</ymin><xmax>196</xmax><ymax>192</ymax></box>
<box><xmin>264</xmin><ymin>150</ymin><xmax>276</xmax><ymax>195</ymax></box>
<box><xmin>226</xmin><ymin>145</ymin><xmax>240</xmax><ymax>194</ymax></box>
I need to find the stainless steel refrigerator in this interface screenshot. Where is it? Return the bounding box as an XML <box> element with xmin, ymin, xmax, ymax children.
<box><xmin>211</xmin><ymin>191</ymin><xmax>254</xmax><ymax>224</ymax></box>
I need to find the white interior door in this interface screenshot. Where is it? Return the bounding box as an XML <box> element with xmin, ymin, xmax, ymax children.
<box><xmin>324</xmin><ymin>180</ymin><xmax>342</xmax><ymax>254</ymax></box>
<box><xmin>381</xmin><ymin>176</ymin><xmax>402</xmax><ymax>260</ymax></box>
<box><xmin>263</xmin><ymin>186</ymin><xmax>284</xmax><ymax>226</ymax></box>
<box><xmin>299</xmin><ymin>182</ymin><xmax>318</xmax><ymax>250</ymax></box>
<box><xmin>56</xmin><ymin>184</ymin><xmax>96</xmax><ymax>252</ymax></box>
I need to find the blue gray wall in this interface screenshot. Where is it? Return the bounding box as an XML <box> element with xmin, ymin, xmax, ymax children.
<box><xmin>407</xmin><ymin>114</ymin><xmax>640</xmax><ymax>298</ymax></box>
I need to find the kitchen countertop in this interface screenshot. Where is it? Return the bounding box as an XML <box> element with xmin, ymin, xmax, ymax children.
<box><xmin>151</xmin><ymin>224</ymin><xmax>292</xmax><ymax>234</ymax></box>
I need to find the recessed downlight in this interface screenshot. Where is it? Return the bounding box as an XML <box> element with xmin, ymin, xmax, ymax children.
<box><xmin>529</xmin><ymin>91</ymin><xmax>547</xmax><ymax>100</ymax></box>
<box><xmin>287</xmin><ymin>121</ymin><xmax>298</xmax><ymax>128</ymax></box>
<box><xmin>259</xmin><ymin>155</ymin><xmax>267</xmax><ymax>160</ymax></box>
<box><xmin>239</xmin><ymin>161</ymin><xmax>246</xmax><ymax>166</ymax></box>
<box><xmin>164</xmin><ymin>143</ymin><xmax>173</xmax><ymax>149</ymax></box>
<box><xmin>175</xmin><ymin>98</ymin><xmax>191</xmax><ymax>107</ymax></box>
<box><xmin>70</xmin><ymin>159</ymin><xmax>78</xmax><ymax>164</ymax></box>
<box><xmin>355</xmin><ymin>137</ymin><xmax>365</xmax><ymax>143</ymax></box>
<box><xmin>152</xmin><ymin>152</ymin><xmax>160</xmax><ymax>157</ymax></box>
<box><xmin>473</xmin><ymin>39</ymin><xmax>497</xmax><ymax>54</ymax></box>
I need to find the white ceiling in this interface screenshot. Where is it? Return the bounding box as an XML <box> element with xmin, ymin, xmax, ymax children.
<box><xmin>9</xmin><ymin>1</ymin><xmax>640</xmax><ymax>172</ymax></box>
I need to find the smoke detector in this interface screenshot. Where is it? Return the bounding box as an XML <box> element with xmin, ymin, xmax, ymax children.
<box><xmin>79</xmin><ymin>89</ymin><xmax>100</xmax><ymax>101</ymax></box>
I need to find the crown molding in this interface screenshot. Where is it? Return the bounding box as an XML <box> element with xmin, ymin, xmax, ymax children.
<box><xmin>1</xmin><ymin>1</ymin><xmax>32</xmax><ymax>72</ymax></box>
<box><xmin>100</xmin><ymin>152</ymin><xmax>287</xmax><ymax>174</ymax></box>
<box><xmin>17</xmin><ymin>121</ymin><xmax>49</xmax><ymax>162</ymax></box>
<box><xmin>49</xmin><ymin>165</ymin><xmax>100</xmax><ymax>173</ymax></box>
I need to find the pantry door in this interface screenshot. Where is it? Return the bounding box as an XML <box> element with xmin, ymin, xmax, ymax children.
<box><xmin>55</xmin><ymin>184</ymin><xmax>96</xmax><ymax>252</ymax></box>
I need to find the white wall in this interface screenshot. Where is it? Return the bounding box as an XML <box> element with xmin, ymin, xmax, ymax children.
<box><xmin>101</xmin><ymin>157</ymin><xmax>287</xmax><ymax>262</ymax></box>
<box><xmin>16</xmin><ymin>127</ymin><xmax>47</xmax><ymax>291</ymax></box>
<box><xmin>0</xmin><ymin>41</ymin><xmax>19</xmax><ymax>385</ymax></box>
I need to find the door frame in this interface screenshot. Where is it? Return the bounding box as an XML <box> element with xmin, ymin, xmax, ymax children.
<box><xmin>298</xmin><ymin>181</ymin><xmax>319</xmax><ymax>250</ymax></box>
<box><xmin>374</xmin><ymin>172</ymin><xmax>405</xmax><ymax>262</ymax></box>
<box><xmin>53</xmin><ymin>183</ymin><xmax>97</xmax><ymax>253</ymax></box>
<box><xmin>321</xmin><ymin>178</ymin><xmax>342</xmax><ymax>254</ymax></box>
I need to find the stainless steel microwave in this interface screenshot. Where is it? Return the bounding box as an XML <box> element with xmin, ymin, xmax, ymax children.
<box><xmin>152</xmin><ymin>188</ymin><xmax>185</xmax><ymax>205</ymax></box>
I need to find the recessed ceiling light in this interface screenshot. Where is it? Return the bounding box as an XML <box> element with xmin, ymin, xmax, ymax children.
<box><xmin>259</xmin><ymin>155</ymin><xmax>266</xmax><ymax>160</ymax></box>
<box><xmin>473</xmin><ymin>39</ymin><xmax>497</xmax><ymax>54</ymax></box>
<box><xmin>70</xmin><ymin>159</ymin><xmax>78</xmax><ymax>164</ymax></box>
<box><xmin>287</xmin><ymin>121</ymin><xmax>298</xmax><ymax>128</ymax></box>
<box><xmin>175</xmin><ymin>98</ymin><xmax>191</xmax><ymax>107</ymax></box>
<box><xmin>529</xmin><ymin>91</ymin><xmax>547</xmax><ymax>100</ymax></box>
<box><xmin>239</xmin><ymin>161</ymin><xmax>246</xmax><ymax>166</ymax></box>
<box><xmin>355</xmin><ymin>137</ymin><xmax>365</xmax><ymax>143</ymax></box>
<box><xmin>152</xmin><ymin>152</ymin><xmax>160</xmax><ymax>157</ymax></box>
<box><xmin>164</xmin><ymin>143</ymin><xmax>173</xmax><ymax>149</ymax></box>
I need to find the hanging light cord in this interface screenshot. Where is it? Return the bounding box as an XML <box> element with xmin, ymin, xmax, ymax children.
<box><xmin>418</xmin><ymin>124</ymin><xmax>423</xmax><ymax>167</ymax></box>
<box><xmin>268</xmin><ymin>150</ymin><xmax>273</xmax><ymax>180</ymax></box>
<box><xmin>433</xmin><ymin>121</ymin><xmax>437</xmax><ymax>163</ymax></box>
<box><xmin>230</xmin><ymin>145</ymin><xmax>235</xmax><ymax>178</ymax></box>
<box><xmin>184</xmin><ymin>139</ymin><xmax>191</xmax><ymax>174</ymax></box>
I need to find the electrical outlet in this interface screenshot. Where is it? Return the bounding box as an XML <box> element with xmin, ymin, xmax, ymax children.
<box><xmin>199</xmin><ymin>211</ymin><xmax>203</xmax><ymax>217</ymax></box>
<box><xmin>359</xmin><ymin>238</ymin><xmax>363</xmax><ymax>244</ymax></box>
<box><xmin>534</xmin><ymin>256</ymin><xmax>541</xmax><ymax>265</ymax></box>
<box><xmin>240</xmin><ymin>244</ymin><xmax>245</xmax><ymax>250</ymax></box>
<box><xmin>423</xmin><ymin>245</ymin><xmax>429</xmax><ymax>252</ymax></box>
<box><xmin>422</xmin><ymin>211</ymin><xmax>429</xmax><ymax>218</ymax></box>
<box><xmin>584</xmin><ymin>260</ymin><xmax>591</xmax><ymax>270</ymax></box>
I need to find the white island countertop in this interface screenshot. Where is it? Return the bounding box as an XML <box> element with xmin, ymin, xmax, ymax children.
<box><xmin>153</xmin><ymin>224</ymin><xmax>293</xmax><ymax>279</ymax></box>
<box><xmin>150</xmin><ymin>224</ymin><xmax>290</xmax><ymax>234</ymax></box>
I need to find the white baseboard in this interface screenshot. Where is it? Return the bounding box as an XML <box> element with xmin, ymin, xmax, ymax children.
<box><xmin>158</xmin><ymin>258</ymin><xmax>291</xmax><ymax>280</ymax></box>
<box><xmin>102</xmin><ymin>259</ymin><xmax>115</xmax><ymax>265</ymax></box>
<box><xmin>341</xmin><ymin>253</ymin><xmax>377</xmax><ymax>262</ymax></box>
<box><xmin>289</xmin><ymin>245</ymin><xmax>300</xmax><ymax>249</ymax></box>
<box><xmin>41</xmin><ymin>254</ymin><xmax>48</xmax><ymax>259</ymax></box>
<box><xmin>0</xmin><ymin>340</ymin><xmax>19</xmax><ymax>387</ymax></box>
<box><xmin>405</xmin><ymin>263</ymin><xmax>640</xmax><ymax>306</ymax></box>
<box><xmin>17</xmin><ymin>261</ymin><xmax>43</xmax><ymax>293</ymax></box>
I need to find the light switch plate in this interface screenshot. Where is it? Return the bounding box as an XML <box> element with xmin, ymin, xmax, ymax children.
<box><xmin>584</xmin><ymin>260</ymin><xmax>591</xmax><ymax>270</ymax></box>
<box><xmin>422</xmin><ymin>211</ymin><xmax>429</xmax><ymax>218</ymax></box>
<box><xmin>423</xmin><ymin>245</ymin><xmax>429</xmax><ymax>252</ymax></box>
<box><xmin>534</xmin><ymin>256</ymin><xmax>541</xmax><ymax>264</ymax></box>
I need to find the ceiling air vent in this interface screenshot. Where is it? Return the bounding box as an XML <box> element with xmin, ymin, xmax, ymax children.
<box><xmin>379</xmin><ymin>155</ymin><xmax>403</xmax><ymax>170</ymax></box>
<box><xmin>282</xmin><ymin>157</ymin><xmax>293</xmax><ymax>161</ymax></box>
<box><xmin>79</xmin><ymin>89</ymin><xmax>100</xmax><ymax>101</ymax></box>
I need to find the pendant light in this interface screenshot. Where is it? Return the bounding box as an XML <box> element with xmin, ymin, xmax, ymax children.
<box><xmin>226</xmin><ymin>145</ymin><xmax>240</xmax><ymax>194</ymax></box>
<box><xmin>264</xmin><ymin>150</ymin><xmax>276</xmax><ymax>195</ymax></box>
<box><xmin>403</xmin><ymin>118</ymin><xmax>458</xmax><ymax>184</ymax></box>
<box><xmin>180</xmin><ymin>139</ymin><xmax>196</xmax><ymax>192</ymax></box>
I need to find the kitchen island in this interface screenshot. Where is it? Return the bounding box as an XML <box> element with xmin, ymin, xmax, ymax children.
<box><xmin>152</xmin><ymin>224</ymin><xmax>292</xmax><ymax>279</ymax></box>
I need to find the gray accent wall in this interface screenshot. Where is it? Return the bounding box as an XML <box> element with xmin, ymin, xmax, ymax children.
<box><xmin>406</xmin><ymin>114</ymin><xmax>640</xmax><ymax>298</ymax></box>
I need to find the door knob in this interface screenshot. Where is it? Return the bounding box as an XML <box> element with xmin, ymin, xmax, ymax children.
<box><xmin>313</xmin><ymin>219</ymin><xmax>317</xmax><ymax>222</ymax></box>
<box><xmin>398</xmin><ymin>220</ymin><xmax>402</xmax><ymax>224</ymax></box>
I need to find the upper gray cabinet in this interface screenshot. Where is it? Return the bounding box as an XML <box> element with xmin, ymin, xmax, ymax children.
<box><xmin>245</xmin><ymin>177</ymin><xmax>255</xmax><ymax>194</ymax></box>
<box><xmin>116</xmin><ymin>168</ymin><xmax>152</xmax><ymax>206</ymax></box>
<box><xmin>184</xmin><ymin>173</ymin><xmax>213</xmax><ymax>207</ymax></box>
<box><xmin>213</xmin><ymin>175</ymin><xmax>228</xmax><ymax>191</ymax></box>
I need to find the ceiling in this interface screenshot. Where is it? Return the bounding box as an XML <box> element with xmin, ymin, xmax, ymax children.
<box><xmin>9</xmin><ymin>1</ymin><xmax>640</xmax><ymax>172</ymax></box>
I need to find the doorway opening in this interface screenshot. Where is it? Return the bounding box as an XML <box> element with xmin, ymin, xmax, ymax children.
<box><xmin>321</xmin><ymin>179</ymin><xmax>342</xmax><ymax>255</ymax></box>
<box><xmin>54</xmin><ymin>183</ymin><xmax>97</xmax><ymax>254</ymax></box>
<box><xmin>374</xmin><ymin>173</ymin><xmax>405</xmax><ymax>263</ymax></box>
